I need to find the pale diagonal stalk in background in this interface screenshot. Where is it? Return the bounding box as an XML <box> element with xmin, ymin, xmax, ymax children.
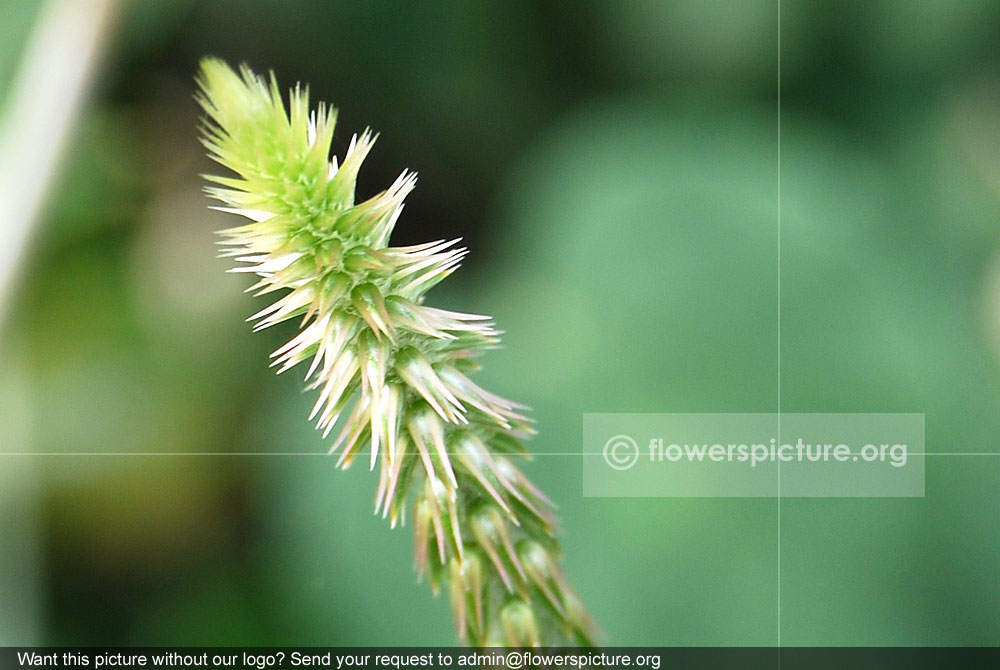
<box><xmin>0</xmin><ymin>0</ymin><xmax>120</xmax><ymax>645</ymax></box>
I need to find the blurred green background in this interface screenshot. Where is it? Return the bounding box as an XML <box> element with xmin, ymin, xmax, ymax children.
<box><xmin>2</xmin><ymin>0</ymin><xmax>1000</xmax><ymax>647</ymax></box>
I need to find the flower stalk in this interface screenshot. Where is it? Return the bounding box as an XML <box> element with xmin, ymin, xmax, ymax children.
<box><xmin>196</xmin><ymin>58</ymin><xmax>595</xmax><ymax>646</ymax></box>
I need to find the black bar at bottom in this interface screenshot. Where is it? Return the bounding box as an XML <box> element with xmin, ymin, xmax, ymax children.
<box><xmin>3</xmin><ymin>647</ymin><xmax>999</xmax><ymax>670</ymax></box>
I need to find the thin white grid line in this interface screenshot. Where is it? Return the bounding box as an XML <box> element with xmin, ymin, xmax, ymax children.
<box><xmin>776</xmin><ymin>0</ymin><xmax>783</xmax><ymax>650</ymax></box>
<box><xmin>0</xmin><ymin>452</ymin><xmax>994</xmax><ymax>457</ymax></box>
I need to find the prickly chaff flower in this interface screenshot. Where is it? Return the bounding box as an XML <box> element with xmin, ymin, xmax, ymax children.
<box><xmin>196</xmin><ymin>58</ymin><xmax>595</xmax><ymax>646</ymax></box>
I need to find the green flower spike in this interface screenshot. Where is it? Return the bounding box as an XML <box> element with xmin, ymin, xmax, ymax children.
<box><xmin>196</xmin><ymin>58</ymin><xmax>595</xmax><ymax>646</ymax></box>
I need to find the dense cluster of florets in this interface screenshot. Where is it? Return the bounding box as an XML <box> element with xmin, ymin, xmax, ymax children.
<box><xmin>197</xmin><ymin>58</ymin><xmax>594</xmax><ymax>646</ymax></box>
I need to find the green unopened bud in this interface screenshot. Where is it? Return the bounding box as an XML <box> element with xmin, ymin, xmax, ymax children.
<box><xmin>447</xmin><ymin>550</ymin><xmax>485</xmax><ymax>642</ymax></box>
<box><xmin>500</xmin><ymin>599</ymin><xmax>540</xmax><ymax>648</ymax></box>
<box><xmin>470</xmin><ymin>506</ymin><xmax>525</xmax><ymax>592</ymax></box>
<box><xmin>518</xmin><ymin>540</ymin><xmax>566</xmax><ymax>617</ymax></box>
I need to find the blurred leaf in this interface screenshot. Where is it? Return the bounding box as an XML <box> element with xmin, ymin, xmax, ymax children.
<box><xmin>463</xmin><ymin>93</ymin><xmax>1000</xmax><ymax>644</ymax></box>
